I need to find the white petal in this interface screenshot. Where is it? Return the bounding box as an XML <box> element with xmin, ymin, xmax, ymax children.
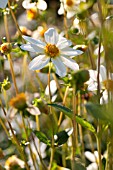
<box><xmin>67</xmin><ymin>10</ymin><xmax>76</xmax><ymax>19</ymax></box>
<box><xmin>57</xmin><ymin>36</ymin><xmax>72</xmax><ymax>49</ymax></box>
<box><xmin>45</xmin><ymin>80</ymin><xmax>57</xmax><ymax>95</ymax></box>
<box><xmin>58</xmin><ymin>2</ymin><xmax>64</xmax><ymax>15</ymax></box>
<box><xmin>20</xmin><ymin>44</ymin><xmax>35</xmax><ymax>52</ymax></box>
<box><xmin>87</xmin><ymin>163</ymin><xmax>98</xmax><ymax>170</ymax></box>
<box><xmin>100</xmin><ymin>90</ymin><xmax>108</xmax><ymax>104</ymax></box>
<box><xmin>22</xmin><ymin>0</ymin><xmax>36</xmax><ymax>9</ymax></box>
<box><xmin>85</xmin><ymin>151</ymin><xmax>96</xmax><ymax>162</ymax></box>
<box><xmin>31</xmin><ymin>44</ymin><xmax>44</xmax><ymax>53</ymax></box>
<box><xmin>61</xmin><ymin>47</ymin><xmax>83</xmax><ymax>56</ymax></box>
<box><xmin>44</xmin><ymin>28</ymin><xmax>59</xmax><ymax>44</ymax></box>
<box><xmin>22</xmin><ymin>35</ymin><xmax>46</xmax><ymax>48</ymax></box>
<box><xmin>61</xmin><ymin>56</ymin><xmax>79</xmax><ymax>71</ymax></box>
<box><xmin>37</xmin><ymin>0</ymin><xmax>47</xmax><ymax>10</ymax></box>
<box><xmin>51</xmin><ymin>57</ymin><xmax>66</xmax><ymax>77</ymax></box>
<box><xmin>100</xmin><ymin>65</ymin><xmax>107</xmax><ymax>81</ymax></box>
<box><xmin>29</xmin><ymin>55</ymin><xmax>50</xmax><ymax>70</ymax></box>
<box><xmin>0</xmin><ymin>0</ymin><xmax>8</xmax><ymax>9</ymax></box>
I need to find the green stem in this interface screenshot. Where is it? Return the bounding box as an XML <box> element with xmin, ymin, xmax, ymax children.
<box><xmin>0</xmin><ymin>100</ymin><xmax>29</xmax><ymax>170</ymax></box>
<box><xmin>20</xmin><ymin>113</ymin><xmax>37</xmax><ymax>170</ymax></box>
<box><xmin>71</xmin><ymin>84</ymin><xmax>77</xmax><ymax>170</ymax></box>
<box><xmin>4</xmin><ymin>14</ymin><xmax>19</xmax><ymax>95</ymax></box>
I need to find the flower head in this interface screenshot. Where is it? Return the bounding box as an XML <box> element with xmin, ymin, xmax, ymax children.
<box><xmin>58</xmin><ymin>0</ymin><xmax>86</xmax><ymax>19</ymax></box>
<box><xmin>22</xmin><ymin>0</ymin><xmax>47</xmax><ymax>11</ymax></box>
<box><xmin>20</xmin><ymin>28</ymin><xmax>83</xmax><ymax>77</ymax></box>
<box><xmin>9</xmin><ymin>93</ymin><xmax>27</xmax><ymax>111</ymax></box>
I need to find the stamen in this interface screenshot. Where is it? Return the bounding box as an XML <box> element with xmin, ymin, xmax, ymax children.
<box><xmin>45</xmin><ymin>44</ymin><xmax>59</xmax><ymax>58</ymax></box>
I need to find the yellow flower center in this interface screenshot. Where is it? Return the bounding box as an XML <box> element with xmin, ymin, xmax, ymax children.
<box><xmin>27</xmin><ymin>8</ymin><xmax>37</xmax><ymax>20</ymax></box>
<box><xmin>45</xmin><ymin>44</ymin><xmax>59</xmax><ymax>58</ymax></box>
<box><xmin>66</xmin><ymin>0</ymin><xmax>74</xmax><ymax>6</ymax></box>
<box><xmin>103</xmin><ymin>79</ymin><xmax>113</xmax><ymax>91</ymax></box>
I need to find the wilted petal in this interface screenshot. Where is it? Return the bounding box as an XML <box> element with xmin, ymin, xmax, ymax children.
<box><xmin>22</xmin><ymin>35</ymin><xmax>46</xmax><ymax>47</ymax></box>
<box><xmin>37</xmin><ymin>0</ymin><xmax>47</xmax><ymax>10</ymax></box>
<box><xmin>61</xmin><ymin>47</ymin><xmax>83</xmax><ymax>56</ymax></box>
<box><xmin>51</xmin><ymin>57</ymin><xmax>66</xmax><ymax>77</ymax></box>
<box><xmin>44</xmin><ymin>28</ymin><xmax>59</xmax><ymax>44</ymax></box>
<box><xmin>57</xmin><ymin>36</ymin><xmax>72</xmax><ymax>49</ymax></box>
<box><xmin>29</xmin><ymin>55</ymin><xmax>50</xmax><ymax>70</ymax></box>
<box><xmin>61</xmin><ymin>56</ymin><xmax>79</xmax><ymax>71</ymax></box>
<box><xmin>0</xmin><ymin>0</ymin><xmax>8</xmax><ymax>9</ymax></box>
<box><xmin>20</xmin><ymin>44</ymin><xmax>35</xmax><ymax>52</ymax></box>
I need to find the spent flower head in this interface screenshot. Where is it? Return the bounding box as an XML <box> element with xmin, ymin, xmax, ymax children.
<box><xmin>20</xmin><ymin>28</ymin><xmax>83</xmax><ymax>77</ymax></box>
<box><xmin>9</xmin><ymin>93</ymin><xmax>27</xmax><ymax>111</ymax></box>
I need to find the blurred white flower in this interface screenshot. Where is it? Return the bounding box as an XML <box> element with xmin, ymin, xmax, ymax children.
<box><xmin>22</xmin><ymin>0</ymin><xmax>47</xmax><ymax>10</ymax></box>
<box><xmin>86</xmin><ymin>65</ymin><xmax>113</xmax><ymax>103</ymax></box>
<box><xmin>85</xmin><ymin>151</ymin><xmax>99</xmax><ymax>170</ymax></box>
<box><xmin>58</xmin><ymin>0</ymin><xmax>86</xmax><ymax>19</ymax></box>
<box><xmin>21</xmin><ymin>28</ymin><xmax>83</xmax><ymax>77</ymax></box>
<box><xmin>25</xmin><ymin>136</ymin><xmax>47</xmax><ymax>169</ymax></box>
<box><xmin>0</xmin><ymin>0</ymin><xmax>8</xmax><ymax>9</ymax></box>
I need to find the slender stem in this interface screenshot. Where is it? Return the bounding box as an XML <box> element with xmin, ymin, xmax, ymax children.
<box><xmin>62</xmin><ymin>2</ymin><xmax>68</xmax><ymax>38</ymax></box>
<box><xmin>20</xmin><ymin>113</ymin><xmax>37</xmax><ymax>170</ymax></box>
<box><xmin>0</xmin><ymin>100</ymin><xmax>29</xmax><ymax>170</ymax></box>
<box><xmin>48</xmin><ymin>63</ymin><xmax>55</xmax><ymax>170</ymax></box>
<box><xmin>8</xmin><ymin>1</ymin><xmax>23</xmax><ymax>39</ymax></box>
<box><xmin>71</xmin><ymin>84</ymin><xmax>76</xmax><ymax>170</ymax></box>
<box><xmin>96</xmin><ymin>26</ymin><xmax>102</xmax><ymax>170</ymax></box>
<box><xmin>0</xmin><ymin>118</ymin><xmax>9</xmax><ymax>137</ymax></box>
<box><xmin>58</xmin><ymin>85</ymin><xmax>69</xmax><ymax>127</ymax></box>
<box><xmin>4</xmin><ymin>14</ymin><xmax>18</xmax><ymax>95</ymax></box>
<box><xmin>27</xmin><ymin>119</ymin><xmax>47</xmax><ymax>170</ymax></box>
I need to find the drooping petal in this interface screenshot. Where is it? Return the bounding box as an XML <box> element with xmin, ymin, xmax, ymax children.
<box><xmin>31</xmin><ymin>44</ymin><xmax>44</xmax><ymax>53</ymax></box>
<box><xmin>44</xmin><ymin>28</ymin><xmax>59</xmax><ymax>44</ymax></box>
<box><xmin>85</xmin><ymin>151</ymin><xmax>96</xmax><ymax>163</ymax></box>
<box><xmin>61</xmin><ymin>56</ymin><xmax>79</xmax><ymax>71</ymax></box>
<box><xmin>61</xmin><ymin>47</ymin><xmax>83</xmax><ymax>56</ymax></box>
<box><xmin>20</xmin><ymin>44</ymin><xmax>35</xmax><ymax>52</ymax></box>
<box><xmin>37</xmin><ymin>0</ymin><xmax>47</xmax><ymax>10</ymax></box>
<box><xmin>100</xmin><ymin>65</ymin><xmax>107</xmax><ymax>81</ymax></box>
<box><xmin>86</xmin><ymin>163</ymin><xmax>98</xmax><ymax>170</ymax></box>
<box><xmin>56</xmin><ymin>36</ymin><xmax>72</xmax><ymax>49</ymax></box>
<box><xmin>0</xmin><ymin>0</ymin><xmax>8</xmax><ymax>9</ymax></box>
<box><xmin>29</xmin><ymin>55</ymin><xmax>50</xmax><ymax>70</ymax></box>
<box><xmin>51</xmin><ymin>57</ymin><xmax>66</xmax><ymax>77</ymax></box>
<box><xmin>22</xmin><ymin>35</ymin><xmax>46</xmax><ymax>48</ymax></box>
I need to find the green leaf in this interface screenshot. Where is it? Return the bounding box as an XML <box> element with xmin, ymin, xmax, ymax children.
<box><xmin>85</xmin><ymin>102</ymin><xmax>108</xmax><ymax>121</ymax></box>
<box><xmin>48</xmin><ymin>103</ymin><xmax>72</xmax><ymax>118</ymax></box>
<box><xmin>54</xmin><ymin>128</ymin><xmax>73</xmax><ymax>147</ymax></box>
<box><xmin>76</xmin><ymin>115</ymin><xmax>96</xmax><ymax>133</ymax></box>
<box><xmin>49</xmin><ymin>103</ymin><xmax>95</xmax><ymax>133</ymax></box>
<box><xmin>34</xmin><ymin>130</ymin><xmax>51</xmax><ymax>146</ymax></box>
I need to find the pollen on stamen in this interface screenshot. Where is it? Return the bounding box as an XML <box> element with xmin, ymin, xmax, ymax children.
<box><xmin>66</xmin><ymin>0</ymin><xmax>74</xmax><ymax>6</ymax></box>
<box><xmin>45</xmin><ymin>44</ymin><xmax>59</xmax><ymax>58</ymax></box>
